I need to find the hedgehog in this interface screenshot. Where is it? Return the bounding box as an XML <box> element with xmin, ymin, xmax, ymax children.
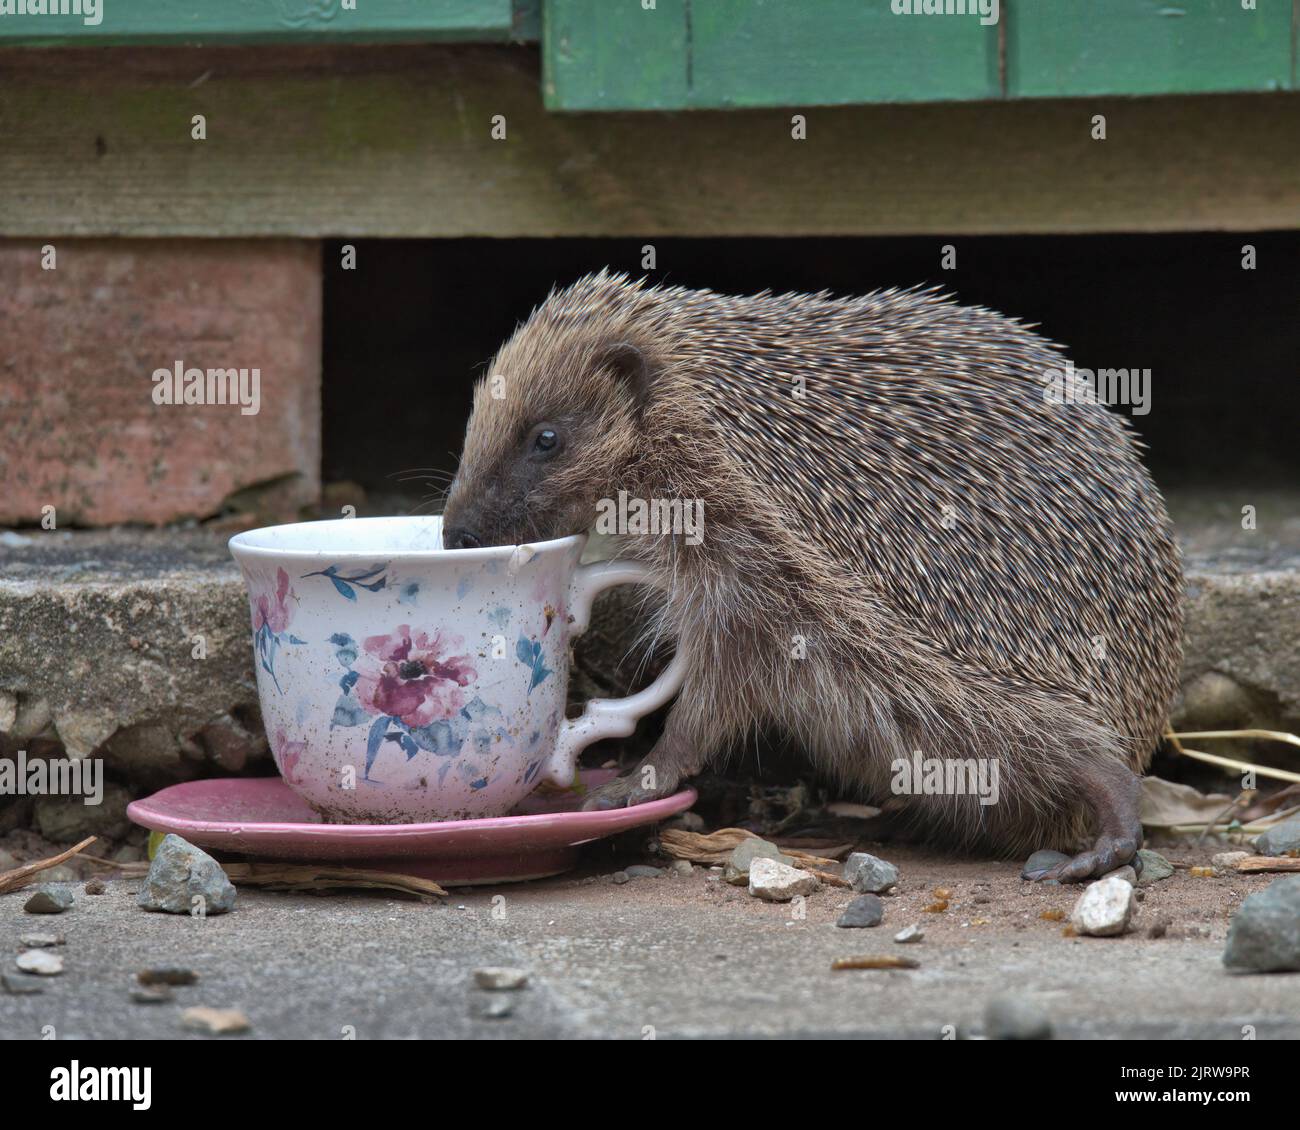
<box><xmin>440</xmin><ymin>271</ymin><xmax>1185</xmax><ymax>882</ymax></box>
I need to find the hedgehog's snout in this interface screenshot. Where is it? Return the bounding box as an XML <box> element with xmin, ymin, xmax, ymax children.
<box><xmin>442</xmin><ymin>525</ymin><xmax>481</xmax><ymax>551</ymax></box>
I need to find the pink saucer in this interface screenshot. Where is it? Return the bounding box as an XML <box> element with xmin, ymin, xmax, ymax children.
<box><xmin>126</xmin><ymin>769</ymin><xmax>696</xmax><ymax>886</ymax></box>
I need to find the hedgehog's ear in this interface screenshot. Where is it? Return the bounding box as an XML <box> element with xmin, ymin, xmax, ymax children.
<box><xmin>598</xmin><ymin>341</ymin><xmax>652</xmax><ymax>414</ymax></box>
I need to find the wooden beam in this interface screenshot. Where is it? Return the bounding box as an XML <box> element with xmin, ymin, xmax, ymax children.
<box><xmin>2</xmin><ymin>46</ymin><xmax>1299</xmax><ymax>237</ymax></box>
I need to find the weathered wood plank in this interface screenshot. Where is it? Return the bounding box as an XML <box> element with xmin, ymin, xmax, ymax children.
<box><xmin>0</xmin><ymin>0</ymin><xmax>518</xmax><ymax>45</ymax></box>
<box><xmin>1</xmin><ymin>46</ymin><xmax>1298</xmax><ymax>236</ymax></box>
<box><xmin>1008</xmin><ymin>0</ymin><xmax>1293</xmax><ymax>98</ymax></box>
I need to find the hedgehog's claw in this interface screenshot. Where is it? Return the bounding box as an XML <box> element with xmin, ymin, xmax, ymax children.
<box><xmin>580</xmin><ymin>763</ymin><xmax>681</xmax><ymax>811</ymax></box>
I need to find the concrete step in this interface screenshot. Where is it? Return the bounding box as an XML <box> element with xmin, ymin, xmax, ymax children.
<box><xmin>1</xmin><ymin>489</ymin><xmax>1297</xmax><ymax>843</ymax></box>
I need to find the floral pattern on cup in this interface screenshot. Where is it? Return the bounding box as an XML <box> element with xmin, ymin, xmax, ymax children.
<box><xmin>246</xmin><ymin>567</ymin><xmax>305</xmax><ymax>694</ymax></box>
<box><xmin>301</xmin><ymin>562</ymin><xmax>390</xmax><ymax>601</ymax></box>
<box><xmin>272</xmin><ymin>727</ymin><xmax>309</xmax><ymax>787</ymax></box>
<box><xmin>325</xmin><ymin>624</ymin><xmax>507</xmax><ymax>781</ymax></box>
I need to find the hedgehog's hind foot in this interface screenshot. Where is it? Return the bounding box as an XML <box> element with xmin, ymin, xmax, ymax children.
<box><xmin>1024</xmin><ymin>759</ymin><xmax>1144</xmax><ymax>884</ymax></box>
<box><xmin>1028</xmin><ymin>832</ymin><xmax>1141</xmax><ymax>884</ymax></box>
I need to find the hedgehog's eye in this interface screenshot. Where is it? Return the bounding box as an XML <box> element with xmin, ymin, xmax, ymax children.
<box><xmin>530</xmin><ymin>425</ymin><xmax>560</xmax><ymax>458</ymax></box>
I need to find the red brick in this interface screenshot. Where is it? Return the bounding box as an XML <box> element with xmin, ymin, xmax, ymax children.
<box><xmin>0</xmin><ymin>239</ymin><xmax>320</xmax><ymax>526</ymax></box>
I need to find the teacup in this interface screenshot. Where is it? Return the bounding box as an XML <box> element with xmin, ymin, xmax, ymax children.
<box><xmin>228</xmin><ymin>516</ymin><xmax>682</xmax><ymax>823</ymax></box>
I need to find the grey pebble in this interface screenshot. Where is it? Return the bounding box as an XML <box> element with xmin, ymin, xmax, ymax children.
<box><xmin>2</xmin><ymin>973</ymin><xmax>44</xmax><ymax>995</ymax></box>
<box><xmin>1136</xmin><ymin>849</ymin><xmax>1174</xmax><ymax>887</ymax></box>
<box><xmin>1254</xmin><ymin>819</ymin><xmax>1300</xmax><ymax>858</ymax></box>
<box><xmin>473</xmin><ymin>967</ymin><xmax>528</xmax><ymax>991</ymax></box>
<box><xmin>23</xmin><ymin>885</ymin><xmax>74</xmax><ymax>914</ymax></box>
<box><xmin>137</xmin><ymin>834</ymin><xmax>236</xmax><ymax>916</ymax></box>
<box><xmin>624</xmin><ymin>865</ymin><xmax>663</xmax><ymax>879</ymax></box>
<box><xmin>836</xmin><ymin>894</ymin><xmax>884</xmax><ymax>929</ymax></box>
<box><xmin>843</xmin><ymin>852</ymin><xmax>899</xmax><ymax>894</ymax></box>
<box><xmin>724</xmin><ymin>839</ymin><xmax>791</xmax><ymax>885</ymax></box>
<box><xmin>1223</xmin><ymin>875</ymin><xmax>1300</xmax><ymax>972</ymax></box>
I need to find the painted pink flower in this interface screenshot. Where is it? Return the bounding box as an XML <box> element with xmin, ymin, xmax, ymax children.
<box><xmin>272</xmin><ymin>727</ymin><xmax>308</xmax><ymax>786</ymax></box>
<box><xmin>354</xmin><ymin>625</ymin><xmax>477</xmax><ymax>729</ymax></box>
<box><xmin>250</xmin><ymin>567</ymin><xmax>296</xmax><ymax>635</ymax></box>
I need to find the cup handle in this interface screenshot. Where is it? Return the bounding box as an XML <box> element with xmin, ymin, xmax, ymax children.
<box><xmin>544</xmin><ymin>560</ymin><xmax>686</xmax><ymax>787</ymax></box>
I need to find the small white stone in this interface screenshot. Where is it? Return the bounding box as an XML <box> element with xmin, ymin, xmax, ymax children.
<box><xmin>16</xmin><ymin>949</ymin><xmax>63</xmax><ymax>976</ymax></box>
<box><xmin>1069</xmin><ymin>876</ymin><xmax>1135</xmax><ymax>936</ymax></box>
<box><xmin>181</xmin><ymin>1006</ymin><xmax>251</xmax><ymax>1035</ymax></box>
<box><xmin>473</xmin><ymin>967</ymin><xmax>528</xmax><ymax>991</ymax></box>
<box><xmin>894</xmin><ymin>923</ymin><xmax>924</xmax><ymax>944</ymax></box>
<box><xmin>1212</xmin><ymin>851</ymin><xmax>1251</xmax><ymax>871</ymax></box>
<box><xmin>747</xmin><ymin>857</ymin><xmax>819</xmax><ymax>902</ymax></box>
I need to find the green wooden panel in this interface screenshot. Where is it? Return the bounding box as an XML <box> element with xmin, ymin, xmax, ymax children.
<box><xmin>545</xmin><ymin>0</ymin><xmax>1000</xmax><ymax>110</ymax></box>
<box><xmin>1008</xmin><ymin>0</ymin><xmax>1293</xmax><ymax>97</ymax></box>
<box><xmin>0</xmin><ymin>0</ymin><xmax>518</xmax><ymax>45</ymax></box>
<box><xmin>544</xmin><ymin>0</ymin><xmax>690</xmax><ymax>111</ymax></box>
<box><xmin>689</xmin><ymin>0</ymin><xmax>1000</xmax><ymax>108</ymax></box>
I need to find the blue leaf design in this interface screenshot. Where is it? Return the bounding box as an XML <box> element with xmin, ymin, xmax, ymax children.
<box><xmin>407</xmin><ymin>719</ymin><xmax>465</xmax><ymax>756</ymax></box>
<box><xmin>329</xmin><ymin>577</ymin><xmax>358</xmax><ymax>601</ymax></box>
<box><xmin>328</xmin><ymin>632</ymin><xmax>358</xmax><ymax>664</ymax></box>
<box><xmin>516</xmin><ymin>635</ymin><xmax>538</xmax><ymax>666</ymax></box>
<box><xmin>338</xmin><ymin>669</ymin><xmax>360</xmax><ymax>693</ymax></box>
<box><xmin>364</xmin><ymin>715</ymin><xmax>391</xmax><ymax>777</ymax></box>
<box><xmin>331</xmin><ymin>694</ymin><xmax>367</xmax><ymax>729</ymax></box>
<box><xmin>302</xmin><ymin>564</ymin><xmax>389</xmax><ymax>602</ymax></box>
<box><xmin>528</xmin><ymin>659</ymin><xmax>553</xmax><ymax>692</ymax></box>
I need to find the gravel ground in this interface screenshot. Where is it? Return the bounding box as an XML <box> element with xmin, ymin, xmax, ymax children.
<box><xmin>2</xmin><ymin>838</ymin><xmax>1297</xmax><ymax>1040</ymax></box>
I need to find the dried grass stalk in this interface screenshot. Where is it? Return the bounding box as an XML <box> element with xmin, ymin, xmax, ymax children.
<box><xmin>0</xmin><ymin>836</ymin><xmax>97</xmax><ymax>895</ymax></box>
<box><xmin>658</xmin><ymin>826</ymin><xmax>850</xmax><ymax>869</ymax></box>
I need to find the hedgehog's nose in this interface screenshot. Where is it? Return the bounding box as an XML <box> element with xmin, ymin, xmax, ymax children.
<box><xmin>444</xmin><ymin>526</ymin><xmax>482</xmax><ymax>550</ymax></box>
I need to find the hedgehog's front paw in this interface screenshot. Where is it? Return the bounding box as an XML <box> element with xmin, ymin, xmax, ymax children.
<box><xmin>580</xmin><ymin>762</ymin><xmax>681</xmax><ymax>811</ymax></box>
